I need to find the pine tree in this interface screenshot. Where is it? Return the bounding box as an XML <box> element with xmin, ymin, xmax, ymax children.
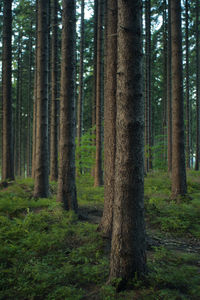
<box><xmin>2</xmin><ymin>0</ymin><xmax>14</xmax><ymax>181</ymax></box>
<box><xmin>171</xmin><ymin>0</ymin><xmax>187</xmax><ymax>197</ymax></box>
<box><xmin>33</xmin><ymin>0</ymin><xmax>49</xmax><ymax>197</ymax></box>
<box><xmin>109</xmin><ymin>0</ymin><xmax>146</xmax><ymax>285</ymax></box>
<box><xmin>57</xmin><ymin>0</ymin><xmax>78</xmax><ymax>211</ymax></box>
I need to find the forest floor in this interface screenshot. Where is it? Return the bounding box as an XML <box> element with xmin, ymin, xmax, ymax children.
<box><xmin>0</xmin><ymin>171</ymin><xmax>200</xmax><ymax>299</ymax></box>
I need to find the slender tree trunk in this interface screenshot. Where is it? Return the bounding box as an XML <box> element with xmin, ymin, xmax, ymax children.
<box><xmin>94</xmin><ymin>0</ymin><xmax>104</xmax><ymax>187</ymax></box>
<box><xmin>163</xmin><ymin>0</ymin><xmax>167</xmax><ymax>164</ymax></box>
<box><xmin>32</xmin><ymin>0</ymin><xmax>38</xmax><ymax>179</ymax></box>
<box><xmin>18</xmin><ymin>64</ymin><xmax>22</xmax><ymax>177</ymax></box>
<box><xmin>27</xmin><ymin>25</ymin><xmax>33</xmax><ymax>177</ymax></box>
<box><xmin>171</xmin><ymin>0</ymin><xmax>187</xmax><ymax>197</ymax></box>
<box><xmin>33</xmin><ymin>0</ymin><xmax>49</xmax><ymax>197</ymax></box>
<box><xmin>14</xmin><ymin>40</ymin><xmax>21</xmax><ymax>177</ymax></box>
<box><xmin>77</xmin><ymin>0</ymin><xmax>85</xmax><ymax>149</ymax></box>
<box><xmin>32</xmin><ymin>70</ymin><xmax>37</xmax><ymax>178</ymax></box>
<box><xmin>145</xmin><ymin>0</ymin><xmax>149</xmax><ymax>172</ymax></box>
<box><xmin>50</xmin><ymin>0</ymin><xmax>58</xmax><ymax>181</ymax></box>
<box><xmin>98</xmin><ymin>0</ymin><xmax>117</xmax><ymax>237</ymax></box>
<box><xmin>2</xmin><ymin>0</ymin><xmax>14</xmax><ymax>181</ymax></box>
<box><xmin>185</xmin><ymin>0</ymin><xmax>190</xmax><ymax>169</ymax></box>
<box><xmin>91</xmin><ymin>0</ymin><xmax>98</xmax><ymax>177</ymax></box>
<box><xmin>167</xmin><ymin>0</ymin><xmax>172</xmax><ymax>173</ymax></box>
<box><xmin>57</xmin><ymin>0</ymin><xmax>78</xmax><ymax>212</ymax></box>
<box><xmin>195</xmin><ymin>0</ymin><xmax>200</xmax><ymax>171</ymax></box>
<box><xmin>109</xmin><ymin>0</ymin><xmax>146</xmax><ymax>285</ymax></box>
<box><xmin>77</xmin><ymin>0</ymin><xmax>85</xmax><ymax>175</ymax></box>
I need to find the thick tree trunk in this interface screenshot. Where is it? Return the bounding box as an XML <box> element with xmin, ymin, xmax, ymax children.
<box><xmin>2</xmin><ymin>0</ymin><xmax>14</xmax><ymax>181</ymax></box>
<box><xmin>57</xmin><ymin>0</ymin><xmax>78</xmax><ymax>212</ymax></box>
<box><xmin>109</xmin><ymin>0</ymin><xmax>146</xmax><ymax>285</ymax></box>
<box><xmin>94</xmin><ymin>0</ymin><xmax>104</xmax><ymax>187</ymax></box>
<box><xmin>195</xmin><ymin>0</ymin><xmax>200</xmax><ymax>171</ymax></box>
<box><xmin>171</xmin><ymin>0</ymin><xmax>187</xmax><ymax>197</ymax></box>
<box><xmin>185</xmin><ymin>0</ymin><xmax>190</xmax><ymax>169</ymax></box>
<box><xmin>167</xmin><ymin>0</ymin><xmax>172</xmax><ymax>173</ymax></box>
<box><xmin>50</xmin><ymin>0</ymin><xmax>58</xmax><ymax>181</ymax></box>
<box><xmin>98</xmin><ymin>0</ymin><xmax>117</xmax><ymax>237</ymax></box>
<box><xmin>33</xmin><ymin>0</ymin><xmax>49</xmax><ymax>197</ymax></box>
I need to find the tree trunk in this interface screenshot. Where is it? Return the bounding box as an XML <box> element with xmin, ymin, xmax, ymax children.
<box><xmin>109</xmin><ymin>0</ymin><xmax>146</xmax><ymax>286</ymax></box>
<box><xmin>2</xmin><ymin>0</ymin><xmax>14</xmax><ymax>181</ymax></box>
<box><xmin>91</xmin><ymin>0</ymin><xmax>98</xmax><ymax>177</ymax></box>
<box><xmin>185</xmin><ymin>0</ymin><xmax>190</xmax><ymax>169</ymax></box>
<box><xmin>14</xmin><ymin>37</ymin><xmax>21</xmax><ymax>177</ymax></box>
<box><xmin>167</xmin><ymin>0</ymin><xmax>172</xmax><ymax>173</ymax></box>
<box><xmin>77</xmin><ymin>0</ymin><xmax>85</xmax><ymax>175</ymax></box>
<box><xmin>195</xmin><ymin>0</ymin><xmax>200</xmax><ymax>171</ymax></box>
<box><xmin>171</xmin><ymin>0</ymin><xmax>187</xmax><ymax>197</ymax></box>
<box><xmin>163</xmin><ymin>0</ymin><xmax>167</xmax><ymax>164</ymax></box>
<box><xmin>94</xmin><ymin>0</ymin><xmax>104</xmax><ymax>187</ymax></box>
<box><xmin>27</xmin><ymin>24</ymin><xmax>33</xmax><ymax>177</ymax></box>
<box><xmin>98</xmin><ymin>0</ymin><xmax>117</xmax><ymax>237</ymax></box>
<box><xmin>50</xmin><ymin>0</ymin><xmax>58</xmax><ymax>181</ymax></box>
<box><xmin>145</xmin><ymin>0</ymin><xmax>149</xmax><ymax>172</ymax></box>
<box><xmin>77</xmin><ymin>0</ymin><xmax>85</xmax><ymax>149</ymax></box>
<box><xmin>32</xmin><ymin>0</ymin><xmax>38</xmax><ymax>179</ymax></box>
<box><xmin>57</xmin><ymin>0</ymin><xmax>78</xmax><ymax>212</ymax></box>
<box><xmin>33</xmin><ymin>0</ymin><xmax>49</xmax><ymax>197</ymax></box>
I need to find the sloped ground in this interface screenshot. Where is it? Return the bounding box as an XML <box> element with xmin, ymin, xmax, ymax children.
<box><xmin>0</xmin><ymin>172</ymin><xmax>200</xmax><ymax>299</ymax></box>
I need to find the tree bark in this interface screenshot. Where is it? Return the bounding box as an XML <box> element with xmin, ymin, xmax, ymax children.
<box><xmin>195</xmin><ymin>0</ymin><xmax>200</xmax><ymax>171</ymax></box>
<box><xmin>167</xmin><ymin>0</ymin><xmax>172</xmax><ymax>173</ymax></box>
<box><xmin>33</xmin><ymin>0</ymin><xmax>49</xmax><ymax>197</ymax></box>
<box><xmin>50</xmin><ymin>0</ymin><xmax>58</xmax><ymax>181</ymax></box>
<box><xmin>185</xmin><ymin>0</ymin><xmax>190</xmax><ymax>169</ymax></box>
<box><xmin>94</xmin><ymin>0</ymin><xmax>104</xmax><ymax>187</ymax></box>
<box><xmin>32</xmin><ymin>0</ymin><xmax>38</xmax><ymax>179</ymax></box>
<box><xmin>57</xmin><ymin>0</ymin><xmax>78</xmax><ymax>212</ymax></box>
<box><xmin>98</xmin><ymin>0</ymin><xmax>117</xmax><ymax>237</ymax></box>
<box><xmin>77</xmin><ymin>0</ymin><xmax>85</xmax><ymax>149</ymax></box>
<box><xmin>27</xmin><ymin>24</ymin><xmax>33</xmax><ymax>177</ymax></box>
<box><xmin>171</xmin><ymin>0</ymin><xmax>187</xmax><ymax>197</ymax></box>
<box><xmin>109</xmin><ymin>0</ymin><xmax>146</xmax><ymax>285</ymax></box>
<box><xmin>2</xmin><ymin>0</ymin><xmax>14</xmax><ymax>181</ymax></box>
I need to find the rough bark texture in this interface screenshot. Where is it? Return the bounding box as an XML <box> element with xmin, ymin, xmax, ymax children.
<box><xmin>50</xmin><ymin>0</ymin><xmax>58</xmax><ymax>181</ymax></box>
<box><xmin>57</xmin><ymin>0</ymin><xmax>78</xmax><ymax>212</ymax></box>
<box><xmin>195</xmin><ymin>0</ymin><xmax>200</xmax><ymax>171</ymax></box>
<box><xmin>98</xmin><ymin>0</ymin><xmax>117</xmax><ymax>237</ymax></box>
<box><xmin>94</xmin><ymin>0</ymin><xmax>104</xmax><ymax>187</ymax></box>
<box><xmin>2</xmin><ymin>0</ymin><xmax>14</xmax><ymax>181</ymax></box>
<box><xmin>167</xmin><ymin>0</ymin><xmax>172</xmax><ymax>173</ymax></box>
<box><xmin>109</xmin><ymin>0</ymin><xmax>146</xmax><ymax>285</ymax></box>
<box><xmin>171</xmin><ymin>0</ymin><xmax>187</xmax><ymax>197</ymax></box>
<box><xmin>185</xmin><ymin>0</ymin><xmax>190</xmax><ymax>169</ymax></box>
<box><xmin>33</xmin><ymin>0</ymin><xmax>49</xmax><ymax>197</ymax></box>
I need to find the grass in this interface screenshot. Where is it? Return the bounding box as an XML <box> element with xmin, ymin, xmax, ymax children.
<box><xmin>0</xmin><ymin>171</ymin><xmax>200</xmax><ymax>299</ymax></box>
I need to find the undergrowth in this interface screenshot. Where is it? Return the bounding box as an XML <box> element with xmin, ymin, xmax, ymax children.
<box><xmin>0</xmin><ymin>171</ymin><xmax>200</xmax><ymax>299</ymax></box>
